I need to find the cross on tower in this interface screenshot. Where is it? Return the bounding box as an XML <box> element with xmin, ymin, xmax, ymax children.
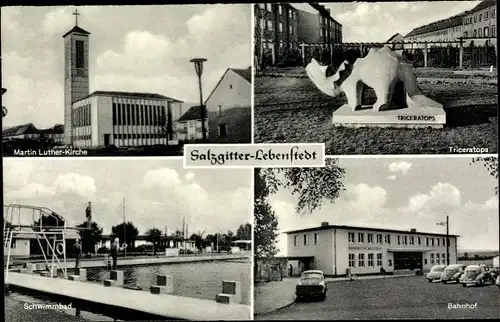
<box><xmin>73</xmin><ymin>9</ymin><xmax>80</xmax><ymax>27</ymax></box>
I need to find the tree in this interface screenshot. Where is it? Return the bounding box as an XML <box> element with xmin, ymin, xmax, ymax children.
<box><xmin>32</xmin><ymin>212</ymin><xmax>65</xmax><ymax>231</ymax></box>
<box><xmin>190</xmin><ymin>233</ymin><xmax>204</xmax><ymax>251</ymax></box>
<box><xmin>235</xmin><ymin>223</ymin><xmax>252</xmax><ymax>240</ymax></box>
<box><xmin>204</xmin><ymin>233</ymin><xmax>217</xmax><ymax>248</ymax></box>
<box><xmin>76</xmin><ymin>221</ymin><xmax>103</xmax><ymax>254</ymax></box>
<box><xmin>471</xmin><ymin>157</ymin><xmax>498</xmax><ymax>195</ymax></box>
<box><xmin>254</xmin><ymin>159</ymin><xmax>346</xmax><ymax>262</ymax></box>
<box><xmin>463</xmin><ymin>252</ymin><xmax>469</xmax><ymax>259</ymax></box>
<box><xmin>111</xmin><ymin>221</ymin><xmax>139</xmax><ymax>250</ymax></box>
<box><xmin>145</xmin><ymin>228</ymin><xmax>163</xmax><ymax>254</ymax></box>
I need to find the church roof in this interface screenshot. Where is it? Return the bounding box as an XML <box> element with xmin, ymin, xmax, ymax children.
<box><xmin>62</xmin><ymin>26</ymin><xmax>91</xmax><ymax>38</ymax></box>
<box><xmin>77</xmin><ymin>91</ymin><xmax>182</xmax><ymax>102</ymax></box>
<box><xmin>176</xmin><ymin>106</ymin><xmax>206</xmax><ymax>122</ymax></box>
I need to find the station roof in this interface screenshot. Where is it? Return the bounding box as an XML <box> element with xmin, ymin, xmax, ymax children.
<box><xmin>284</xmin><ymin>225</ymin><xmax>460</xmax><ymax>237</ymax></box>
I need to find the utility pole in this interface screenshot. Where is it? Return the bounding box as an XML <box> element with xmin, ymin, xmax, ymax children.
<box><xmin>185</xmin><ymin>223</ymin><xmax>188</xmax><ymax>254</ymax></box>
<box><xmin>446</xmin><ymin>215</ymin><xmax>449</xmax><ymax>265</ymax></box>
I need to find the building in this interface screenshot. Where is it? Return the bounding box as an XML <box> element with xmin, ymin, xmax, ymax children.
<box><xmin>493</xmin><ymin>255</ymin><xmax>499</xmax><ymax>268</ymax></box>
<box><xmin>405</xmin><ymin>13</ymin><xmax>464</xmax><ymax>43</ymax></box>
<box><xmin>297</xmin><ymin>3</ymin><xmax>342</xmax><ymax>45</ymax></box>
<box><xmin>62</xmin><ymin>15</ymin><xmax>181</xmax><ymax>148</ymax></box>
<box><xmin>387</xmin><ymin>33</ymin><xmax>405</xmax><ymax>50</ymax></box>
<box><xmin>255</xmin><ymin>3</ymin><xmax>342</xmax><ymax>64</ymax></box>
<box><xmin>462</xmin><ymin>0</ymin><xmax>496</xmax><ymax>47</ymax></box>
<box><xmin>175</xmin><ymin>106</ymin><xmax>209</xmax><ymax>142</ymax></box>
<box><xmin>3</xmin><ymin>123</ymin><xmax>64</xmax><ymax>144</ymax></box>
<box><xmin>71</xmin><ymin>91</ymin><xmax>180</xmax><ymax>148</ymax></box>
<box><xmin>2</xmin><ymin>123</ymin><xmax>40</xmax><ymax>141</ymax></box>
<box><xmin>284</xmin><ymin>222</ymin><xmax>459</xmax><ymax>276</ymax></box>
<box><xmin>205</xmin><ymin>67</ymin><xmax>251</xmax><ymax>143</ymax></box>
<box><xmin>39</xmin><ymin>124</ymin><xmax>64</xmax><ymax>145</ymax></box>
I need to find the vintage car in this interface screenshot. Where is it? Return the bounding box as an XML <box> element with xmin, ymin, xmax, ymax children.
<box><xmin>426</xmin><ymin>265</ymin><xmax>447</xmax><ymax>282</ymax></box>
<box><xmin>460</xmin><ymin>265</ymin><xmax>496</xmax><ymax>287</ymax></box>
<box><xmin>295</xmin><ymin>270</ymin><xmax>327</xmax><ymax>301</ymax></box>
<box><xmin>440</xmin><ymin>264</ymin><xmax>467</xmax><ymax>284</ymax></box>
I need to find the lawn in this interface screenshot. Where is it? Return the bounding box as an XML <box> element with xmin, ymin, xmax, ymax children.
<box><xmin>254</xmin><ymin>68</ymin><xmax>498</xmax><ymax>154</ymax></box>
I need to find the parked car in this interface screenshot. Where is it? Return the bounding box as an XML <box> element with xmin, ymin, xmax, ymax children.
<box><xmin>440</xmin><ymin>264</ymin><xmax>467</xmax><ymax>284</ymax></box>
<box><xmin>426</xmin><ymin>265</ymin><xmax>447</xmax><ymax>282</ymax></box>
<box><xmin>295</xmin><ymin>270</ymin><xmax>327</xmax><ymax>301</ymax></box>
<box><xmin>460</xmin><ymin>265</ymin><xmax>496</xmax><ymax>287</ymax></box>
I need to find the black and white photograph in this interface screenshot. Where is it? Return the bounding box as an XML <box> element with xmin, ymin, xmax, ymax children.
<box><xmin>2</xmin><ymin>5</ymin><xmax>252</xmax><ymax>157</ymax></box>
<box><xmin>254</xmin><ymin>1</ymin><xmax>497</xmax><ymax>154</ymax></box>
<box><xmin>254</xmin><ymin>157</ymin><xmax>499</xmax><ymax>320</ymax></box>
<box><xmin>3</xmin><ymin>159</ymin><xmax>252</xmax><ymax>320</ymax></box>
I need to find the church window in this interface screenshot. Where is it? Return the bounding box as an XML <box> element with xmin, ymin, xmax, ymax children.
<box><xmin>161</xmin><ymin>106</ymin><xmax>166</xmax><ymax>125</ymax></box>
<box><xmin>117</xmin><ymin>103</ymin><xmax>121</xmax><ymax>125</ymax></box>
<box><xmin>76</xmin><ymin>40</ymin><xmax>84</xmax><ymax>69</ymax></box>
<box><xmin>127</xmin><ymin>104</ymin><xmax>131</xmax><ymax>125</ymax></box>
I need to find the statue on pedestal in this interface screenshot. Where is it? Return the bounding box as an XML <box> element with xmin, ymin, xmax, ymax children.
<box><xmin>306</xmin><ymin>46</ymin><xmax>442</xmax><ymax>112</ymax></box>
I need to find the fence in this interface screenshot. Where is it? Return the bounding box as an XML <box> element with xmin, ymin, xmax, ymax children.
<box><xmin>256</xmin><ymin>40</ymin><xmax>497</xmax><ymax>69</ymax></box>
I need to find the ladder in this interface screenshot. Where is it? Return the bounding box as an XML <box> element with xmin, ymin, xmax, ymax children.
<box><xmin>4</xmin><ymin>227</ymin><xmax>14</xmax><ymax>283</ymax></box>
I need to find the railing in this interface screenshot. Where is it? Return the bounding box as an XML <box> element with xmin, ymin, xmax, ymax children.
<box><xmin>3</xmin><ymin>204</ymin><xmax>88</xmax><ymax>283</ymax></box>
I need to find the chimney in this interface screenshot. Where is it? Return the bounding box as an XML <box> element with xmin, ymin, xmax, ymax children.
<box><xmin>410</xmin><ymin>228</ymin><xmax>417</xmax><ymax>233</ymax></box>
<box><xmin>321</xmin><ymin>222</ymin><xmax>329</xmax><ymax>227</ymax></box>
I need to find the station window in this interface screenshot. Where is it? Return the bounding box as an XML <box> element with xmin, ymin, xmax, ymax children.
<box><xmin>397</xmin><ymin>235</ymin><xmax>401</xmax><ymax>245</ymax></box>
<box><xmin>368</xmin><ymin>253</ymin><xmax>374</xmax><ymax>267</ymax></box>
<box><xmin>314</xmin><ymin>233</ymin><xmax>318</xmax><ymax>245</ymax></box>
<box><xmin>376</xmin><ymin>234</ymin><xmax>383</xmax><ymax>244</ymax></box>
<box><xmin>358</xmin><ymin>233</ymin><xmax>364</xmax><ymax>243</ymax></box>
<box><xmin>443</xmin><ymin>238</ymin><xmax>446</xmax><ymax>246</ymax></box>
<box><xmin>409</xmin><ymin>236</ymin><xmax>414</xmax><ymax>245</ymax></box>
<box><xmin>424</xmin><ymin>258</ymin><xmax>428</xmax><ymax>265</ymax></box>
<box><xmin>348</xmin><ymin>254</ymin><xmax>355</xmax><ymax>268</ymax></box>
<box><xmin>303</xmin><ymin>234</ymin><xmax>308</xmax><ymax>246</ymax></box>
<box><xmin>437</xmin><ymin>238</ymin><xmax>440</xmax><ymax>247</ymax></box>
<box><xmin>431</xmin><ymin>238</ymin><xmax>435</xmax><ymax>247</ymax></box>
<box><xmin>358</xmin><ymin>254</ymin><xmax>365</xmax><ymax>267</ymax></box>
<box><xmin>417</xmin><ymin>237</ymin><xmax>421</xmax><ymax>245</ymax></box>
<box><xmin>294</xmin><ymin>236</ymin><xmax>298</xmax><ymax>247</ymax></box>
<box><xmin>403</xmin><ymin>236</ymin><xmax>407</xmax><ymax>245</ymax></box>
<box><xmin>376</xmin><ymin>253</ymin><xmax>383</xmax><ymax>266</ymax></box>
<box><xmin>430</xmin><ymin>254</ymin><xmax>434</xmax><ymax>264</ymax></box>
<box><xmin>367</xmin><ymin>233</ymin><xmax>373</xmax><ymax>244</ymax></box>
<box><xmin>388</xmin><ymin>259</ymin><xmax>392</xmax><ymax>267</ymax></box>
<box><xmin>348</xmin><ymin>232</ymin><xmax>355</xmax><ymax>243</ymax></box>
<box><xmin>426</xmin><ymin>237</ymin><xmax>429</xmax><ymax>246</ymax></box>
<box><xmin>385</xmin><ymin>234</ymin><xmax>391</xmax><ymax>244</ymax></box>
<box><xmin>436</xmin><ymin>253</ymin><xmax>440</xmax><ymax>264</ymax></box>
<box><xmin>442</xmin><ymin>253</ymin><xmax>446</xmax><ymax>262</ymax></box>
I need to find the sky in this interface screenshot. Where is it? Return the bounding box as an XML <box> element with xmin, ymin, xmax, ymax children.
<box><xmin>3</xmin><ymin>158</ymin><xmax>252</xmax><ymax>236</ymax></box>
<box><xmin>311</xmin><ymin>1</ymin><xmax>482</xmax><ymax>42</ymax></box>
<box><xmin>1</xmin><ymin>5</ymin><xmax>252</xmax><ymax>128</ymax></box>
<box><xmin>270</xmin><ymin>157</ymin><xmax>499</xmax><ymax>255</ymax></box>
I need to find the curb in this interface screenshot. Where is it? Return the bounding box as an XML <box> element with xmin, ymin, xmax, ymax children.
<box><xmin>254</xmin><ymin>295</ymin><xmax>296</xmax><ymax>316</ymax></box>
<box><xmin>326</xmin><ymin>274</ymin><xmax>415</xmax><ymax>284</ymax></box>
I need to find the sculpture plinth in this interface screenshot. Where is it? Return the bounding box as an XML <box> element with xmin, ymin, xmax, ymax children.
<box><xmin>306</xmin><ymin>46</ymin><xmax>446</xmax><ymax>129</ymax></box>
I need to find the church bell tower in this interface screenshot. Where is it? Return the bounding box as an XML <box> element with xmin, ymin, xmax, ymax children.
<box><xmin>63</xmin><ymin>9</ymin><xmax>90</xmax><ymax>146</ymax></box>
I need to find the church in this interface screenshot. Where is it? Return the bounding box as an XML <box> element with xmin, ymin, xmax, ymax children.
<box><xmin>63</xmin><ymin>11</ymin><xmax>182</xmax><ymax>148</ymax></box>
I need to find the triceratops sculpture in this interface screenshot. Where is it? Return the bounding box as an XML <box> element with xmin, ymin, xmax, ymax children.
<box><xmin>306</xmin><ymin>46</ymin><xmax>441</xmax><ymax>111</ymax></box>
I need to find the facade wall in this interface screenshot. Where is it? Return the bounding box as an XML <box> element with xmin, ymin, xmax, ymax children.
<box><xmin>206</xmin><ymin>71</ymin><xmax>251</xmax><ymax>110</ymax></box>
<box><xmin>176</xmin><ymin>119</ymin><xmax>209</xmax><ymax>142</ymax></box>
<box><xmin>405</xmin><ymin>26</ymin><xmax>463</xmax><ymax>42</ymax></box>
<box><xmin>207</xmin><ymin>107</ymin><xmax>251</xmax><ymax>143</ymax></box>
<box><xmin>286</xmin><ymin>227</ymin><xmax>459</xmax><ymax>276</ymax></box>
<box><xmin>297</xmin><ymin>10</ymin><xmax>321</xmax><ymax>44</ymax></box>
<box><xmin>64</xmin><ymin>32</ymin><xmax>90</xmax><ymax>145</ymax></box>
<box><xmin>463</xmin><ymin>4</ymin><xmax>496</xmax><ymax>39</ymax></box>
<box><xmin>5</xmin><ymin>239</ymin><xmax>30</xmax><ymax>256</ymax></box>
<box><xmin>286</xmin><ymin>229</ymin><xmax>335</xmax><ymax>275</ymax></box>
<box><xmin>72</xmin><ymin>97</ymin><xmax>93</xmax><ymax>148</ymax></box>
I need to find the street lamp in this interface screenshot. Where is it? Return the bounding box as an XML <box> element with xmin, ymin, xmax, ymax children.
<box><xmin>189</xmin><ymin>58</ymin><xmax>208</xmax><ymax>142</ymax></box>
